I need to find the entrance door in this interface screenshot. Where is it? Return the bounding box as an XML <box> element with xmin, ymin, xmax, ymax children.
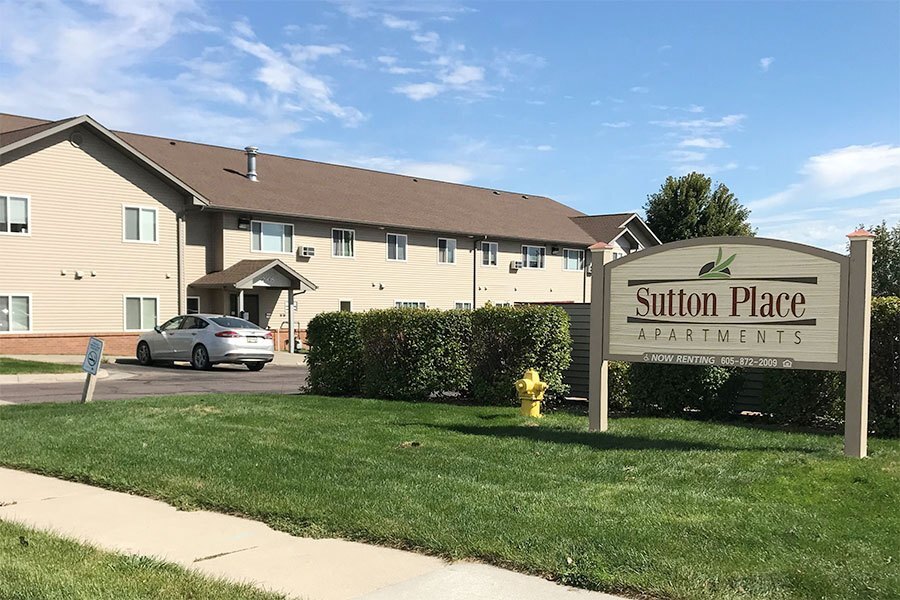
<box><xmin>229</xmin><ymin>293</ymin><xmax>261</xmax><ymax>325</ymax></box>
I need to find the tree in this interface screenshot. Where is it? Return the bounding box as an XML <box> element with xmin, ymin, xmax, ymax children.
<box><xmin>644</xmin><ymin>172</ymin><xmax>754</xmax><ymax>242</ymax></box>
<box><xmin>868</xmin><ymin>221</ymin><xmax>900</xmax><ymax>297</ymax></box>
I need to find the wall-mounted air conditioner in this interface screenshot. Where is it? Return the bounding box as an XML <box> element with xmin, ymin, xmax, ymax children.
<box><xmin>510</xmin><ymin>260</ymin><xmax>523</xmax><ymax>271</ymax></box>
<box><xmin>300</xmin><ymin>246</ymin><xmax>316</xmax><ymax>257</ymax></box>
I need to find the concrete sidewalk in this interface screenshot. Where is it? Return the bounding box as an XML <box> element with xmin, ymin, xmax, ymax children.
<box><xmin>0</xmin><ymin>468</ymin><xmax>625</xmax><ymax>600</ymax></box>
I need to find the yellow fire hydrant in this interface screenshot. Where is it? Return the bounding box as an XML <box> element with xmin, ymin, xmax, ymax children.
<box><xmin>515</xmin><ymin>368</ymin><xmax>548</xmax><ymax>418</ymax></box>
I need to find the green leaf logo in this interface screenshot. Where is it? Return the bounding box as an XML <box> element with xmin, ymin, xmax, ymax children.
<box><xmin>698</xmin><ymin>248</ymin><xmax>736</xmax><ymax>279</ymax></box>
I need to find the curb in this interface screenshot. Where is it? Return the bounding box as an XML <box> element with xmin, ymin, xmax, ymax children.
<box><xmin>0</xmin><ymin>368</ymin><xmax>109</xmax><ymax>385</ymax></box>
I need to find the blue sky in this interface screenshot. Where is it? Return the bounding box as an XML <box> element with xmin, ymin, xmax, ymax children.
<box><xmin>1</xmin><ymin>0</ymin><xmax>898</xmax><ymax>251</ymax></box>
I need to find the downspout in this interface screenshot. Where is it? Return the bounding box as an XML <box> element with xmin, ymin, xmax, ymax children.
<box><xmin>472</xmin><ymin>237</ymin><xmax>479</xmax><ymax>308</ymax></box>
<box><xmin>582</xmin><ymin>251</ymin><xmax>587</xmax><ymax>303</ymax></box>
<box><xmin>176</xmin><ymin>208</ymin><xmax>186</xmax><ymax>315</ymax></box>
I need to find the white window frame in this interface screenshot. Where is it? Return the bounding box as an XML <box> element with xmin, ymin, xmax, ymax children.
<box><xmin>394</xmin><ymin>300</ymin><xmax>427</xmax><ymax>309</ymax></box>
<box><xmin>481</xmin><ymin>241</ymin><xmax>498</xmax><ymax>267</ymax></box>
<box><xmin>454</xmin><ymin>301</ymin><xmax>473</xmax><ymax>310</ymax></box>
<box><xmin>186</xmin><ymin>296</ymin><xmax>200</xmax><ymax>314</ymax></box>
<box><xmin>0</xmin><ymin>194</ymin><xmax>31</xmax><ymax>237</ymax></box>
<box><xmin>332</xmin><ymin>228</ymin><xmax>356</xmax><ymax>258</ymax></box>
<box><xmin>521</xmin><ymin>245</ymin><xmax>546</xmax><ymax>269</ymax></box>
<box><xmin>563</xmin><ymin>248</ymin><xmax>585</xmax><ymax>271</ymax></box>
<box><xmin>339</xmin><ymin>299</ymin><xmax>353</xmax><ymax>312</ymax></box>
<box><xmin>123</xmin><ymin>295</ymin><xmax>160</xmax><ymax>332</ymax></box>
<box><xmin>385</xmin><ymin>232</ymin><xmax>408</xmax><ymax>262</ymax></box>
<box><xmin>122</xmin><ymin>205</ymin><xmax>158</xmax><ymax>244</ymax></box>
<box><xmin>437</xmin><ymin>237</ymin><xmax>457</xmax><ymax>265</ymax></box>
<box><xmin>250</xmin><ymin>219</ymin><xmax>294</xmax><ymax>254</ymax></box>
<box><xmin>0</xmin><ymin>293</ymin><xmax>32</xmax><ymax>333</ymax></box>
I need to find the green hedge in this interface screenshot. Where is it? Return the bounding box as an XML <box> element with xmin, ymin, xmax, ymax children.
<box><xmin>470</xmin><ymin>304</ymin><xmax>572</xmax><ymax>404</ymax></box>
<box><xmin>305</xmin><ymin>304</ymin><xmax>571</xmax><ymax>404</ymax></box>
<box><xmin>305</xmin><ymin>311</ymin><xmax>363</xmax><ymax>396</ymax></box>
<box><xmin>628</xmin><ymin>364</ymin><xmax>743</xmax><ymax>418</ymax></box>
<box><xmin>359</xmin><ymin>309</ymin><xmax>472</xmax><ymax>401</ymax></box>
<box><xmin>868</xmin><ymin>297</ymin><xmax>898</xmax><ymax>436</ymax></box>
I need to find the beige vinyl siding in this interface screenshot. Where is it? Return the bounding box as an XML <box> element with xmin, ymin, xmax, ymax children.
<box><xmin>0</xmin><ymin>127</ymin><xmax>184</xmax><ymax>334</ymax></box>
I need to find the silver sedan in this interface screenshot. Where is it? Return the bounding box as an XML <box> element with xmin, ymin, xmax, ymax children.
<box><xmin>136</xmin><ymin>314</ymin><xmax>274</xmax><ymax>371</ymax></box>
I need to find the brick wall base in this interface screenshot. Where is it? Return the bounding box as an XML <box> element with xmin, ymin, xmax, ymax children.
<box><xmin>0</xmin><ymin>332</ymin><xmax>141</xmax><ymax>356</ymax></box>
<box><xmin>0</xmin><ymin>329</ymin><xmax>309</xmax><ymax>356</ymax></box>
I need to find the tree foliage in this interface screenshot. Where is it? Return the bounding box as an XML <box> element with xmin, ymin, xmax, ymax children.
<box><xmin>644</xmin><ymin>172</ymin><xmax>754</xmax><ymax>242</ymax></box>
<box><xmin>867</xmin><ymin>221</ymin><xmax>900</xmax><ymax>297</ymax></box>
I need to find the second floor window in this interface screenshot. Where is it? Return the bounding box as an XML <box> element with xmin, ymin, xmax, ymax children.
<box><xmin>564</xmin><ymin>249</ymin><xmax>585</xmax><ymax>271</ymax></box>
<box><xmin>251</xmin><ymin>220</ymin><xmax>293</xmax><ymax>253</ymax></box>
<box><xmin>386</xmin><ymin>233</ymin><xmax>407</xmax><ymax>261</ymax></box>
<box><xmin>332</xmin><ymin>228</ymin><xmax>355</xmax><ymax>257</ymax></box>
<box><xmin>481</xmin><ymin>241</ymin><xmax>498</xmax><ymax>266</ymax></box>
<box><xmin>0</xmin><ymin>195</ymin><xmax>29</xmax><ymax>235</ymax></box>
<box><xmin>438</xmin><ymin>238</ymin><xmax>456</xmax><ymax>264</ymax></box>
<box><xmin>522</xmin><ymin>245</ymin><xmax>545</xmax><ymax>269</ymax></box>
<box><xmin>124</xmin><ymin>206</ymin><xmax>157</xmax><ymax>242</ymax></box>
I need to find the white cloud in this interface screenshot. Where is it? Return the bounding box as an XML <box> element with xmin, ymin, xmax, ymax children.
<box><xmin>519</xmin><ymin>144</ymin><xmax>554</xmax><ymax>152</ymax></box>
<box><xmin>412</xmin><ymin>31</ymin><xmax>441</xmax><ymax>53</ymax></box>
<box><xmin>601</xmin><ymin>121</ymin><xmax>631</xmax><ymax>128</ymax></box>
<box><xmin>686</xmin><ymin>104</ymin><xmax>704</xmax><ymax>113</ymax></box>
<box><xmin>441</xmin><ymin>64</ymin><xmax>483</xmax><ymax>85</ymax></box>
<box><xmin>759</xmin><ymin>56</ymin><xmax>774</xmax><ymax>72</ymax></box>
<box><xmin>393</xmin><ymin>81</ymin><xmax>444</xmax><ymax>100</ymax></box>
<box><xmin>652</xmin><ymin>114</ymin><xmax>747</xmax><ymax>131</ymax></box>
<box><xmin>287</xmin><ymin>44</ymin><xmax>350</xmax><ymax>62</ymax></box>
<box><xmin>493</xmin><ymin>50</ymin><xmax>547</xmax><ymax>80</ymax></box>
<box><xmin>679</xmin><ymin>137</ymin><xmax>728</xmax><ymax>149</ymax></box>
<box><xmin>630</xmin><ymin>86</ymin><xmax>649</xmax><ymax>93</ymax></box>
<box><xmin>750</xmin><ymin>144</ymin><xmax>900</xmax><ymax>210</ymax></box>
<box><xmin>382</xmin><ymin>15</ymin><xmax>419</xmax><ymax>31</ymax></box>
<box><xmin>658</xmin><ymin>44</ymin><xmax>672</xmax><ymax>52</ymax></box>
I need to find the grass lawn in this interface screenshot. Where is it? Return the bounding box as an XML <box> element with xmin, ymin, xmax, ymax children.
<box><xmin>0</xmin><ymin>357</ymin><xmax>84</xmax><ymax>375</ymax></box>
<box><xmin>0</xmin><ymin>519</ymin><xmax>282</xmax><ymax>600</ymax></box>
<box><xmin>0</xmin><ymin>395</ymin><xmax>897</xmax><ymax>600</ymax></box>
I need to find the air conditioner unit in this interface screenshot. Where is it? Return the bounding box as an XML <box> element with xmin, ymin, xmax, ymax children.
<box><xmin>300</xmin><ymin>246</ymin><xmax>316</xmax><ymax>257</ymax></box>
<box><xmin>510</xmin><ymin>260</ymin><xmax>523</xmax><ymax>271</ymax></box>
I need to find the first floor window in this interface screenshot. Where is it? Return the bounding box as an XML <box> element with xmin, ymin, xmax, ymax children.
<box><xmin>0</xmin><ymin>195</ymin><xmax>29</xmax><ymax>234</ymax></box>
<box><xmin>124</xmin><ymin>206</ymin><xmax>157</xmax><ymax>242</ymax></box>
<box><xmin>481</xmin><ymin>241</ymin><xmax>498</xmax><ymax>266</ymax></box>
<box><xmin>438</xmin><ymin>238</ymin><xmax>456</xmax><ymax>264</ymax></box>
<box><xmin>332</xmin><ymin>228</ymin><xmax>355</xmax><ymax>257</ymax></box>
<box><xmin>252</xmin><ymin>220</ymin><xmax>293</xmax><ymax>253</ymax></box>
<box><xmin>340</xmin><ymin>300</ymin><xmax>352</xmax><ymax>312</ymax></box>
<box><xmin>395</xmin><ymin>300</ymin><xmax>426</xmax><ymax>309</ymax></box>
<box><xmin>522</xmin><ymin>245</ymin><xmax>545</xmax><ymax>269</ymax></box>
<box><xmin>125</xmin><ymin>296</ymin><xmax>158</xmax><ymax>331</ymax></box>
<box><xmin>0</xmin><ymin>294</ymin><xmax>30</xmax><ymax>332</ymax></box>
<box><xmin>186</xmin><ymin>297</ymin><xmax>200</xmax><ymax>314</ymax></box>
<box><xmin>563</xmin><ymin>249</ymin><xmax>585</xmax><ymax>271</ymax></box>
<box><xmin>455</xmin><ymin>301</ymin><xmax>472</xmax><ymax>310</ymax></box>
<box><xmin>386</xmin><ymin>233</ymin><xmax>407</xmax><ymax>261</ymax></box>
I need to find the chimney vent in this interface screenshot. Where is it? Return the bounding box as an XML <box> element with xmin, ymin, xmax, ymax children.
<box><xmin>244</xmin><ymin>146</ymin><xmax>259</xmax><ymax>181</ymax></box>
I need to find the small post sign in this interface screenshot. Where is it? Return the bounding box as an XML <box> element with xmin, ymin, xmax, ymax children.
<box><xmin>80</xmin><ymin>337</ymin><xmax>104</xmax><ymax>403</ymax></box>
<box><xmin>589</xmin><ymin>234</ymin><xmax>874</xmax><ymax>457</ymax></box>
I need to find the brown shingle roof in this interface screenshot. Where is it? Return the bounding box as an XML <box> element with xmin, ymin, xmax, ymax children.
<box><xmin>1</xmin><ymin>113</ymin><xmax>621</xmax><ymax>245</ymax></box>
<box><xmin>0</xmin><ymin>116</ymin><xmax>78</xmax><ymax>148</ymax></box>
<box><xmin>571</xmin><ymin>213</ymin><xmax>636</xmax><ymax>244</ymax></box>
<box><xmin>191</xmin><ymin>259</ymin><xmax>316</xmax><ymax>290</ymax></box>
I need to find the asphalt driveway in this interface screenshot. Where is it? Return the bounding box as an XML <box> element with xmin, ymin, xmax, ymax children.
<box><xmin>0</xmin><ymin>361</ymin><xmax>308</xmax><ymax>405</ymax></box>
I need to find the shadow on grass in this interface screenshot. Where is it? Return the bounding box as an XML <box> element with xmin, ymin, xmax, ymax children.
<box><xmin>430</xmin><ymin>423</ymin><xmax>824</xmax><ymax>453</ymax></box>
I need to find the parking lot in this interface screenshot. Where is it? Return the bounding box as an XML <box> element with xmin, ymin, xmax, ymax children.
<box><xmin>0</xmin><ymin>360</ymin><xmax>308</xmax><ymax>405</ymax></box>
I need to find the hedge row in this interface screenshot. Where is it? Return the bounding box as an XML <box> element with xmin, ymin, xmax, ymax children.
<box><xmin>306</xmin><ymin>305</ymin><xmax>571</xmax><ymax>403</ymax></box>
<box><xmin>608</xmin><ymin>297</ymin><xmax>899</xmax><ymax>437</ymax></box>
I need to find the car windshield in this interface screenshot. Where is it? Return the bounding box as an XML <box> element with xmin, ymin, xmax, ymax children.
<box><xmin>211</xmin><ymin>317</ymin><xmax>263</xmax><ymax>330</ymax></box>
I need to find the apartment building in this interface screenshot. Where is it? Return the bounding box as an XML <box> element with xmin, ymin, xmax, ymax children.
<box><xmin>0</xmin><ymin>113</ymin><xmax>659</xmax><ymax>354</ymax></box>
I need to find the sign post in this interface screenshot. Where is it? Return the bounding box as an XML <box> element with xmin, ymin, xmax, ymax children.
<box><xmin>591</xmin><ymin>235</ymin><xmax>873</xmax><ymax>457</ymax></box>
<box><xmin>80</xmin><ymin>337</ymin><xmax>104</xmax><ymax>403</ymax></box>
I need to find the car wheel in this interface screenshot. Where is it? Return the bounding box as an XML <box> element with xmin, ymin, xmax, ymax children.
<box><xmin>191</xmin><ymin>344</ymin><xmax>212</xmax><ymax>370</ymax></box>
<box><xmin>136</xmin><ymin>342</ymin><xmax>153</xmax><ymax>366</ymax></box>
<box><xmin>246</xmin><ymin>362</ymin><xmax>265</xmax><ymax>372</ymax></box>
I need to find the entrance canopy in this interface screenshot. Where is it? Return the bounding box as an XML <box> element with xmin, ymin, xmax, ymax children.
<box><xmin>191</xmin><ymin>259</ymin><xmax>317</xmax><ymax>292</ymax></box>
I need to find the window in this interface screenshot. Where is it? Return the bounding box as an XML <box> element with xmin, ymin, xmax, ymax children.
<box><xmin>123</xmin><ymin>206</ymin><xmax>157</xmax><ymax>242</ymax></box>
<box><xmin>386</xmin><ymin>233</ymin><xmax>407</xmax><ymax>261</ymax></box>
<box><xmin>251</xmin><ymin>220</ymin><xmax>293</xmax><ymax>253</ymax></box>
<box><xmin>613</xmin><ymin>252</ymin><xmax>624</xmax><ymax>260</ymax></box>
<box><xmin>0</xmin><ymin>294</ymin><xmax>30</xmax><ymax>332</ymax></box>
<box><xmin>0</xmin><ymin>195</ymin><xmax>29</xmax><ymax>235</ymax></box>
<box><xmin>124</xmin><ymin>296</ymin><xmax>158</xmax><ymax>331</ymax></box>
<box><xmin>455</xmin><ymin>301</ymin><xmax>472</xmax><ymax>310</ymax></box>
<box><xmin>481</xmin><ymin>241</ymin><xmax>498</xmax><ymax>266</ymax></box>
<box><xmin>180</xmin><ymin>316</ymin><xmax>208</xmax><ymax>329</ymax></box>
<box><xmin>521</xmin><ymin>245</ymin><xmax>546</xmax><ymax>269</ymax></box>
<box><xmin>563</xmin><ymin>249</ymin><xmax>585</xmax><ymax>271</ymax></box>
<box><xmin>395</xmin><ymin>300</ymin><xmax>426</xmax><ymax>309</ymax></box>
<box><xmin>339</xmin><ymin>300</ymin><xmax>352</xmax><ymax>312</ymax></box>
<box><xmin>438</xmin><ymin>238</ymin><xmax>456</xmax><ymax>264</ymax></box>
<box><xmin>186</xmin><ymin>296</ymin><xmax>200</xmax><ymax>314</ymax></box>
<box><xmin>159</xmin><ymin>316</ymin><xmax>184</xmax><ymax>332</ymax></box>
<box><xmin>332</xmin><ymin>228</ymin><xmax>355</xmax><ymax>258</ymax></box>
